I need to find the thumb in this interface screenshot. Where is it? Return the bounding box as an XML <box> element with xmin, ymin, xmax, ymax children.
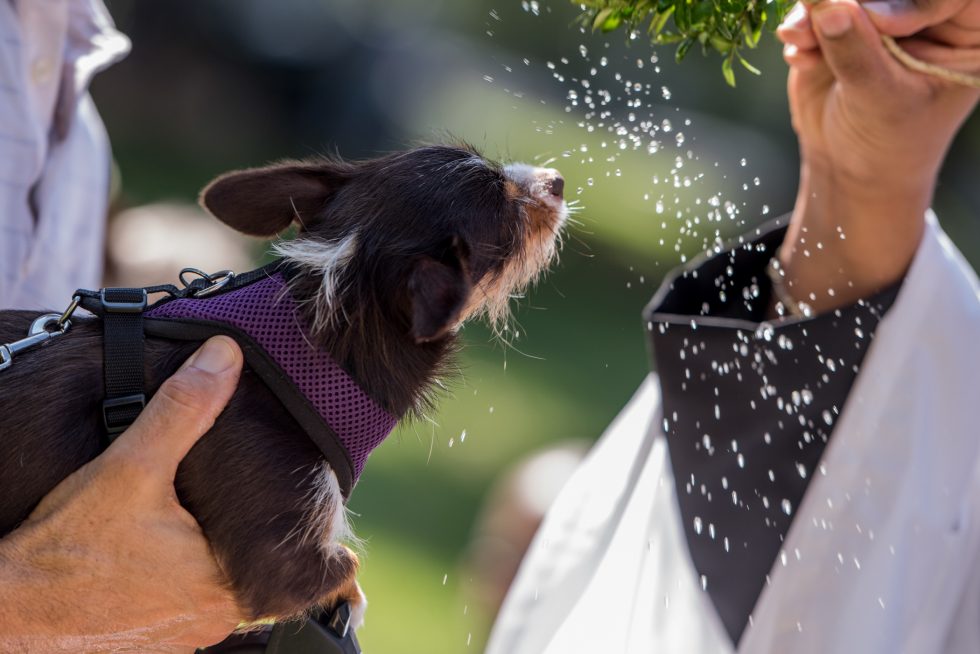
<box><xmin>810</xmin><ymin>0</ymin><xmax>903</xmax><ymax>90</ymax></box>
<box><xmin>110</xmin><ymin>336</ymin><xmax>243</xmax><ymax>482</ymax></box>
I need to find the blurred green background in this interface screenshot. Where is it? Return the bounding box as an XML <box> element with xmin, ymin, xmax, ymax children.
<box><xmin>93</xmin><ymin>1</ymin><xmax>979</xmax><ymax>651</ymax></box>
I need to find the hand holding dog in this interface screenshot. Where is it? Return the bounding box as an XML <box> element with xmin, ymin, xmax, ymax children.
<box><xmin>0</xmin><ymin>337</ymin><xmax>245</xmax><ymax>653</ymax></box>
<box><xmin>774</xmin><ymin>0</ymin><xmax>979</xmax><ymax>314</ymax></box>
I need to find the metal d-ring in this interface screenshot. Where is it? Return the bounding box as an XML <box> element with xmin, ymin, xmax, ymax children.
<box><xmin>194</xmin><ymin>270</ymin><xmax>235</xmax><ymax>298</ymax></box>
<box><xmin>179</xmin><ymin>268</ymin><xmax>235</xmax><ymax>298</ymax></box>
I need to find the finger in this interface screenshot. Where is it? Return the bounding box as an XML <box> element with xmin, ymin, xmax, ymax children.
<box><xmin>784</xmin><ymin>43</ymin><xmax>827</xmax><ymax>71</ymax></box>
<box><xmin>778</xmin><ymin>3</ymin><xmax>820</xmax><ymax>50</ymax></box>
<box><xmin>862</xmin><ymin>0</ymin><xmax>970</xmax><ymax>37</ymax></box>
<box><xmin>110</xmin><ymin>337</ymin><xmax>243</xmax><ymax>482</ymax></box>
<box><xmin>899</xmin><ymin>37</ymin><xmax>980</xmax><ymax>73</ymax></box>
<box><xmin>810</xmin><ymin>0</ymin><xmax>906</xmax><ymax>91</ymax></box>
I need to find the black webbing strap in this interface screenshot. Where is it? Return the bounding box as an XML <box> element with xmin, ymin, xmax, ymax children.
<box><xmin>101</xmin><ymin>287</ymin><xmax>148</xmax><ymax>438</ymax></box>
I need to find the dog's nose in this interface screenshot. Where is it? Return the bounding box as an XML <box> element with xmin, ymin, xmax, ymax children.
<box><xmin>549</xmin><ymin>176</ymin><xmax>564</xmax><ymax>199</ymax></box>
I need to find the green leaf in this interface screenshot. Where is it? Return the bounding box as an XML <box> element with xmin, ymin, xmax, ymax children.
<box><xmin>592</xmin><ymin>8</ymin><xmax>613</xmax><ymax>31</ymax></box>
<box><xmin>709</xmin><ymin>35</ymin><xmax>733</xmax><ymax>54</ymax></box>
<box><xmin>676</xmin><ymin>37</ymin><xmax>695</xmax><ymax>62</ymax></box>
<box><xmin>601</xmin><ymin>14</ymin><xmax>624</xmax><ymax>31</ymax></box>
<box><xmin>722</xmin><ymin>56</ymin><xmax>736</xmax><ymax>86</ymax></box>
<box><xmin>649</xmin><ymin>6</ymin><xmax>675</xmax><ymax>35</ymax></box>
<box><xmin>737</xmin><ymin>54</ymin><xmax>762</xmax><ymax>75</ymax></box>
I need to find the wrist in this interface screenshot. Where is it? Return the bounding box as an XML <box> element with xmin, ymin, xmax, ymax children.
<box><xmin>798</xmin><ymin>153</ymin><xmax>936</xmax><ymax>210</ymax></box>
<box><xmin>777</xmin><ymin>161</ymin><xmax>929</xmax><ymax>314</ymax></box>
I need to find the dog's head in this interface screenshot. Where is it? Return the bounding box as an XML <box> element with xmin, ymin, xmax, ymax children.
<box><xmin>200</xmin><ymin>144</ymin><xmax>566</xmax><ymax>343</ymax></box>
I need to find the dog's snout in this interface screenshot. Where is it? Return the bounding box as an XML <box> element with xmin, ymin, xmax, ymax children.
<box><xmin>503</xmin><ymin>163</ymin><xmax>567</xmax><ymax>206</ymax></box>
<box><xmin>549</xmin><ymin>176</ymin><xmax>564</xmax><ymax>199</ymax></box>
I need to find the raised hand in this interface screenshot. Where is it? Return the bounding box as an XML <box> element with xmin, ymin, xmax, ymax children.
<box><xmin>773</xmin><ymin>0</ymin><xmax>979</xmax><ymax>313</ymax></box>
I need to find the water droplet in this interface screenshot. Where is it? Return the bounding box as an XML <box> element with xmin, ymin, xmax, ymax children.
<box><xmin>693</xmin><ymin>516</ymin><xmax>703</xmax><ymax>534</ymax></box>
<box><xmin>782</xmin><ymin>499</ymin><xmax>793</xmax><ymax>515</ymax></box>
<box><xmin>520</xmin><ymin>0</ymin><xmax>541</xmax><ymax>15</ymax></box>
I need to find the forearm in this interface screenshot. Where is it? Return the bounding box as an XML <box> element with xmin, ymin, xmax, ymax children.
<box><xmin>776</xmin><ymin>159</ymin><xmax>931</xmax><ymax>314</ymax></box>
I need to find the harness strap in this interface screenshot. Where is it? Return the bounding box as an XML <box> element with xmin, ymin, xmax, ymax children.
<box><xmin>101</xmin><ymin>287</ymin><xmax>148</xmax><ymax>438</ymax></box>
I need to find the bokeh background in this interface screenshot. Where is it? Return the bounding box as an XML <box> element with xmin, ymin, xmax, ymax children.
<box><xmin>92</xmin><ymin>1</ymin><xmax>980</xmax><ymax>651</ymax></box>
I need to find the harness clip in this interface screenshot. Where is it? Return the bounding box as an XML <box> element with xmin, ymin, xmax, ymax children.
<box><xmin>103</xmin><ymin>394</ymin><xmax>147</xmax><ymax>435</ymax></box>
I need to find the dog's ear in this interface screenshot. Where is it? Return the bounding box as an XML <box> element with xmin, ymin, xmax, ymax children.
<box><xmin>200</xmin><ymin>161</ymin><xmax>349</xmax><ymax>237</ymax></box>
<box><xmin>408</xmin><ymin>237</ymin><xmax>473</xmax><ymax>344</ymax></box>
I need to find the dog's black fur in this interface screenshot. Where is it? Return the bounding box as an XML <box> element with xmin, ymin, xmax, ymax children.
<box><xmin>0</xmin><ymin>144</ymin><xmax>565</xmax><ymax>621</ymax></box>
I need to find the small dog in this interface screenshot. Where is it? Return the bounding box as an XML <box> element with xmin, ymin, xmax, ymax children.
<box><xmin>0</xmin><ymin>144</ymin><xmax>566</xmax><ymax>625</ymax></box>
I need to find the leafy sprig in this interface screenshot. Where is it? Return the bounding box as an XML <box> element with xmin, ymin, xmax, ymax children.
<box><xmin>575</xmin><ymin>0</ymin><xmax>795</xmax><ymax>86</ymax></box>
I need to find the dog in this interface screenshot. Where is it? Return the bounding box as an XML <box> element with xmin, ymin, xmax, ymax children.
<box><xmin>0</xmin><ymin>144</ymin><xmax>566</xmax><ymax>627</ymax></box>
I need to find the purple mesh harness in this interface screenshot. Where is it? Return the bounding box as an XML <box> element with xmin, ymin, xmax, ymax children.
<box><xmin>139</xmin><ymin>267</ymin><xmax>397</xmax><ymax>496</ymax></box>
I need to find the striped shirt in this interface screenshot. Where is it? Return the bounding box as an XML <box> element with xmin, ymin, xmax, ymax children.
<box><xmin>0</xmin><ymin>0</ymin><xmax>128</xmax><ymax>310</ymax></box>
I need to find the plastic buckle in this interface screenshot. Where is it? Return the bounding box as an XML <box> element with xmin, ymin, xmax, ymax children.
<box><xmin>103</xmin><ymin>394</ymin><xmax>147</xmax><ymax>435</ymax></box>
<box><xmin>100</xmin><ymin>288</ymin><xmax>148</xmax><ymax>313</ymax></box>
<box><xmin>325</xmin><ymin>602</ymin><xmax>352</xmax><ymax>639</ymax></box>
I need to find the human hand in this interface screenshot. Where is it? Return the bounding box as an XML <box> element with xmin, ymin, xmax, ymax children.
<box><xmin>779</xmin><ymin>0</ymin><xmax>979</xmax><ymax>200</ymax></box>
<box><xmin>0</xmin><ymin>337</ymin><xmax>246</xmax><ymax>653</ymax></box>
<box><xmin>770</xmin><ymin>0</ymin><xmax>979</xmax><ymax>313</ymax></box>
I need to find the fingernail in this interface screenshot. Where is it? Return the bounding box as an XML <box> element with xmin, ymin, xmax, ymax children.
<box><xmin>190</xmin><ymin>338</ymin><xmax>239</xmax><ymax>374</ymax></box>
<box><xmin>813</xmin><ymin>6</ymin><xmax>853</xmax><ymax>37</ymax></box>
<box><xmin>862</xmin><ymin>0</ymin><xmax>913</xmax><ymax>16</ymax></box>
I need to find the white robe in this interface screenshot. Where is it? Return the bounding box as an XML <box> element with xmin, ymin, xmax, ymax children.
<box><xmin>487</xmin><ymin>212</ymin><xmax>980</xmax><ymax>654</ymax></box>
